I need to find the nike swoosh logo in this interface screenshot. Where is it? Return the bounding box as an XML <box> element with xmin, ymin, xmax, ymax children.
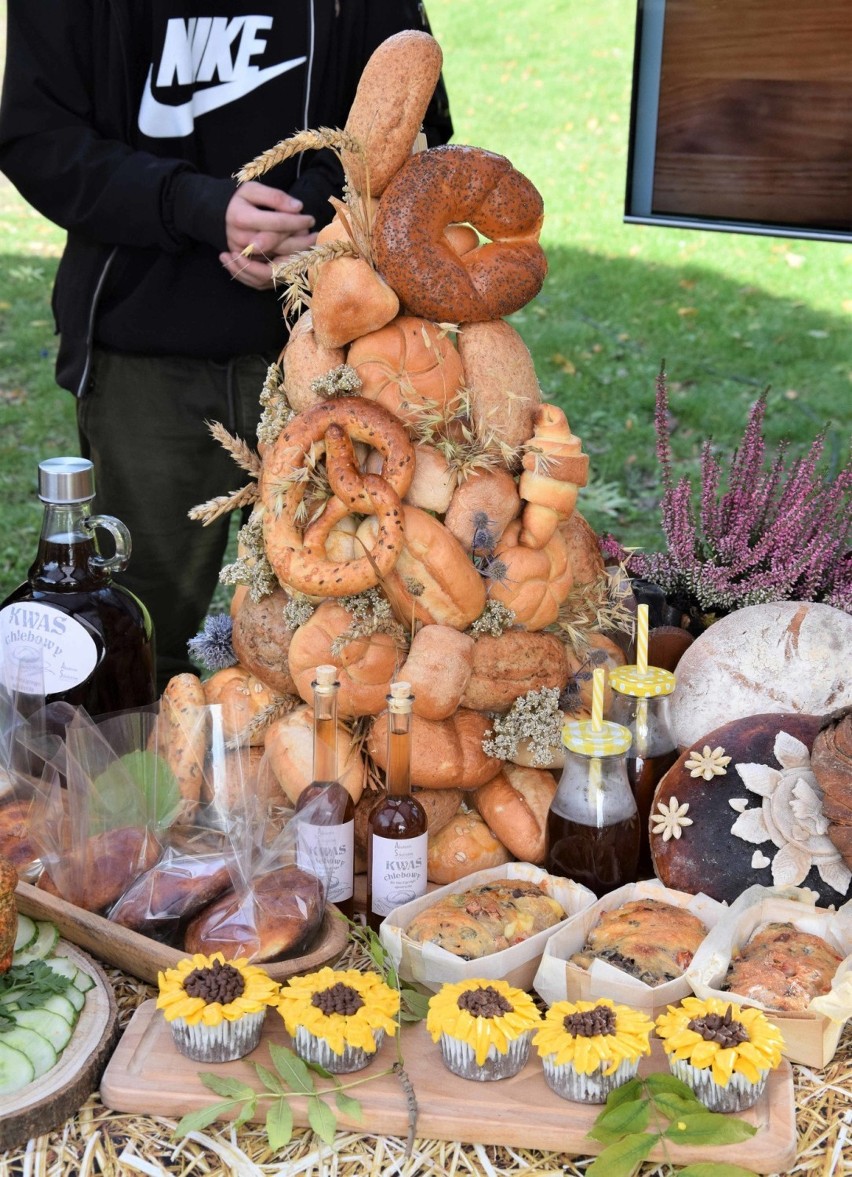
<box><xmin>138</xmin><ymin>56</ymin><xmax>306</xmax><ymax>138</ymax></box>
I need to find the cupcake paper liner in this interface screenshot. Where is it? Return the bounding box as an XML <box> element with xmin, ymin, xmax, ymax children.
<box><xmin>541</xmin><ymin>1054</ymin><xmax>640</xmax><ymax>1103</ymax></box>
<box><xmin>439</xmin><ymin>1030</ymin><xmax>534</xmax><ymax>1082</ymax></box>
<box><xmin>170</xmin><ymin>1010</ymin><xmax>266</xmax><ymax>1063</ymax></box>
<box><xmin>293</xmin><ymin>1026</ymin><xmax>386</xmax><ymax>1074</ymax></box>
<box><xmin>670</xmin><ymin>1057</ymin><xmax>768</xmax><ymax>1112</ymax></box>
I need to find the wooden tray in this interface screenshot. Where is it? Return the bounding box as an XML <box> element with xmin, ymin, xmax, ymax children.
<box><xmin>15</xmin><ymin>882</ymin><xmax>348</xmax><ymax>986</ymax></box>
<box><xmin>101</xmin><ymin>1001</ymin><xmax>797</xmax><ymax>1171</ymax></box>
<box><xmin>0</xmin><ymin>941</ymin><xmax>118</xmax><ymax>1152</ymax></box>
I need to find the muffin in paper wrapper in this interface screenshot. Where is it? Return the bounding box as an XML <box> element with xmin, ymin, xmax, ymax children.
<box><xmin>533</xmin><ymin>879</ymin><xmax>724</xmax><ymax>1020</ymax></box>
<box><xmin>541</xmin><ymin>1053</ymin><xmax>641</xmax><ymax>1104</ymax></box>
<box><xmin>292</xmin><ymin>1025</ymin><xmax>385</xmax><ymax>1074</ymax></box>
<box><xmin>170</xmin><ymin>1009</ymin><xmax>267</xmax><ymax>1062</ymax></box>
<box><xmin>438</xmin><ymin>1029</ymin><xmax>534</xmax><ymax>1082</ymax></box>
<box><xmin>685</xmin><ymin>884</ymin><xmax>852</xmax><ymax>1067</ymax></box>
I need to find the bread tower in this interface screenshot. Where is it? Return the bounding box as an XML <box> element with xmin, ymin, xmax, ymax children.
<box><xmin>185</xmin><ymin>30</ymin><xmax>630</xmax><ymax>883</ymax></box>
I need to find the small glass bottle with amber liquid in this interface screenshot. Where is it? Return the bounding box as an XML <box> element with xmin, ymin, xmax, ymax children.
<box><xmin>294</xmin><ymin>665</ymin><xmax>355</xmax><ymax>918</ymax></box>
<box><xmin>609</xmin><ymin>605</ymin><xmax>678</xmax><ymax>878</ymax></box>
<box><xmin>366</xmin><ymin>682</ymin><xmax>428</xmax><ymax>933</ymax></box>
<box><xmin>0</xmin><ymin>457</ymin><xmax>156</xmax><ymax>717</ymax></box>
<box><xmin>546</xmin><ymin>711</ymin><xmax>639</xmax><ymax>898</ymax></box>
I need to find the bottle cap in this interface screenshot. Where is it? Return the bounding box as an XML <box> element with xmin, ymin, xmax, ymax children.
<box><xmin>387</xmin><ymin>680</ymin><xmax>414</xmax><ymax>713</ymax></box>
<box><xmin>610</xmin><ymin>665</ymin><xmax>676</xmax><ymax>699</ymax></box>
<box><xmin>38</xmin><ymin>457</ymin><xmax>95</xmax><ymax>504</ymax></box>
<box><xmin>313</xmin><ymin>665</ymin><xmax>339</xmax><ymax>690</ymax></box>
<box><xmin>562</xmin><ymin>718</ymin><xmax>633</xmax><ymax>756</ymax></box>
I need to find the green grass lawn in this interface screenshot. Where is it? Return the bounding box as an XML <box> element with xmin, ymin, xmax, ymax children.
<box><xmin>1</xmin><ymin>0</ymin><xmax>850</xmax><ymax>596</ymax></box>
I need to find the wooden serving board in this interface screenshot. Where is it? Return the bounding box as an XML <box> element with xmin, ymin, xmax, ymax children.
<box><xmin>0</xmin><ymin>941</ymin><xmax>118</xmax><ymax>1151</ymax></box>
<box><xmin>15</xmin><ymin>882</ymin><xmax>348</xmax><ymax>986</ymax></box>
<box><xmin>101</xmin><ymin>1001</ymin><xmax>797</xmax><ymax>1171</ymax></box>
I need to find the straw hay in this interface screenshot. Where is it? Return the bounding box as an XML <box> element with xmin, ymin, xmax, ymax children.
<box><xmin>1</xmin><ymin>954</ymin><xmax>850</xmax><ymax>1175</ymax></box>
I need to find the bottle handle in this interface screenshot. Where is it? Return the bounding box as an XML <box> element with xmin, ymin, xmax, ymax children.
<box><xmin>84</xmin><ymin>514</ymin><xmax>132</xmax><ymax>574</ymax></box>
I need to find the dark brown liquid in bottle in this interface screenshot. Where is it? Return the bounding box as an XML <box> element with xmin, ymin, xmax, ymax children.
<box><xmin>3</xmin><ymin>534</ymin><xmax>156</xmax><ymax>716</ymax></box>
<box><xmin>546</xmin><ymin>812</ymin><xmax>641</xmax><ymax>897</ymax></box>
<box><xmin>627</xmin><ymin>748</ymin><xmax>679</xmax><ymax>879</ymax></box>
<box><xmin>295</xmin><ymin>781</ymin><xmax>356</xmax><ymax>919</ymax></box>
<box><xmin>366</xmin><ymin>794</ymin><xmax>427</xmax><ymax>933</ymax></box>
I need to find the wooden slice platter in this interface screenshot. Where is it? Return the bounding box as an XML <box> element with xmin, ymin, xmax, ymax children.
<box><xmin>15</xmin><ymin>881</ymin><xmax>348</xmax><ymax>986</ymax></box>
<box><xmin>101</xmin><ymin>1000</ymin><xmax>797</xmax><ymax>1172</ymax></box>
<box><xmin>0</xmin><ymin>940</ymin><xmax>118</xmax><ymax>1152</ymax></box>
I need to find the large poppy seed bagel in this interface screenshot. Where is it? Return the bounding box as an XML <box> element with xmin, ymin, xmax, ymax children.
<box><xmin>372</xmin><ymin>144</ymin><xmax>547</xmax><ymax>323</ymax></box>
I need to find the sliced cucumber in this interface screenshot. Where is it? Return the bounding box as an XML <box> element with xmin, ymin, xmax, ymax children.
<box><xmin>60</xmin><ymin>983</ymin><xmax>86</xmax><ymax>1015</ymax></box>
<box><xmin>13</xmin><ymin>915</ymin><xmax>37</xmax><ymax>955</ymax></box>
<box><xmin>38</xmin><ymin>994</ymin><xmax>78</xmax><ymax>1027</ymax></box>
<box><xmin>0</xmin><ymin>1025</ymin><xmax>57</xmax><ymax>1079</ymax></box>
<box><xmin>71</xmin><ymin>968</ymin><xmax>95</xmax><ymax>994</ymax></box>
<box><xmin>11</xmin><ymin>1008</ymin><xmax>73</xmax><ymax>1052</ymax></box>
<box><xmin>13</xmin><ymin>922</ymin><xmax>59</xmax><ymax>966</ymax></box>
<box><xmin>0</xmin><ymin>1039</ymin><xmax>35</xmax><ymax>1094</ymax></box>
<box><xmin>42</xmin><ymin>957</ymin><xmax>79</xmax><ymax>984</ymax></box>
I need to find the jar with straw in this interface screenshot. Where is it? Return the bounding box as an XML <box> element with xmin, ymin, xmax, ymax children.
<box><xmin>545</xmin><ymin>667</ymin><xmax>638</xmax><ymax>897</ymax></box>
<box><xmin>609</xmin><ymin>604</ymin><xmax>678</xmax><ymax>879</ymax></box>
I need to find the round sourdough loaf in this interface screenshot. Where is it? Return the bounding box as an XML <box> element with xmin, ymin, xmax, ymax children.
<box><xmin>461</xmin><ymin>630</ymin><xmax>569</xmax><ymax>712</ymax></box>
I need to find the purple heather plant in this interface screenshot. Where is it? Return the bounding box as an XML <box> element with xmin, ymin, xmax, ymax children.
<box><xmin>622</xmin><ymin>367</ymin><xmax>852</xmax><ymax>615</ymax></box>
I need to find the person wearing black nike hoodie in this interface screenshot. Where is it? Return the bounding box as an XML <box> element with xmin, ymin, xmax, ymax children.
<box><xmin>0</xmin><ymin>1</ymin><xmax>452</xmax><ymax>690</ymax></box>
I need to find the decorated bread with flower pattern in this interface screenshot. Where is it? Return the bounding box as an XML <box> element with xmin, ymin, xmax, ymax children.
<box><xmin>650</xmin><ymin>713</ymin><xmax>851</xmax><ymax>907</ymax></box>
<box><xmin>571</xmin><ymin>898</ymin><xmax>708</xmax><ymax>985</ymax></box>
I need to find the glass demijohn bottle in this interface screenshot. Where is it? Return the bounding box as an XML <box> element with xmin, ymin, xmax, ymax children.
<box><xmin>366</xmin><ymin>681</ymin><xmax>428</xmax><ymax>933</ymax></box>
<box><xmin>294</xmin><ymin>665</ymin><xmax>355</xmax><ymax>918</ymax></box>
<box><xmin>0</xmin><ymin>457</ymin><xmax>156</xmax><ymax>716</ymax></box>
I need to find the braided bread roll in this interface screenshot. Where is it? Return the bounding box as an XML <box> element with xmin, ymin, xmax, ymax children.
<box><xmin>519</xmin><ymin>404</ymin><xmax>589</xmax><ymax>549</ymax></box>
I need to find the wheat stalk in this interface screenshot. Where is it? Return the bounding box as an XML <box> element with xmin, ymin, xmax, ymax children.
<box><xmin>235</xmin><ymin>126</ymin><xmax>364</xmax><ymax>184</ymax></box>
<box><xmin>188</xmin><ymin>482</ymin><xmax>259</xmax><ymax>526</ymax></box>
<box><xmin>205</xmin><ymin>420</ymin><xmax>262</xmax><ymax>477</ymax></box>
<box><xmin>272</xmin><ymin>238</ymin><xmax>360</xmax><ymax>321</ymax></box>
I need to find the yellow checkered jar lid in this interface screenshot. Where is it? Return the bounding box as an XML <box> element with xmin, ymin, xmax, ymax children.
<box><xmin>609</xmin><ymin>665</ymin><xmax>676</xmax><ymax>699</ymax></box>
<box><xmin>562</xmin><ymin>719</ymin><xmax>633</xmax><ymax>756</ymax></box>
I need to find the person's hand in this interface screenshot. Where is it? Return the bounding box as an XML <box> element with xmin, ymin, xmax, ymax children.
<box><xmin>220</xmin><ymin>181</ymin><xmax>317</xmax><ymax>289</ymax></box>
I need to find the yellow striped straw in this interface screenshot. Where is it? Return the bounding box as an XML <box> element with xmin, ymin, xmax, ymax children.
<box><xmin>636</xmin><ymin>603</ymin><xmax>649</xmax><ymax>675</ymax></box>
<box><xmin>591</xmin><ymin>666</ymin><xmax>605</xmax><ymax>731</ymax></box>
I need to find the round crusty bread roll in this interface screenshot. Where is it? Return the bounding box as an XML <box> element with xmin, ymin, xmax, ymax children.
<box><xmin>461</xmin><ymin>630</ymin><xmax>569</xmax><ymax>712</ymax></box>
<box><xmin>486</xmin><ymin>519</ymin><xmax>574</xmax><ymax>630</ymax></box>
<box><xmin>282</xmin><ymin>311</ymin><xmax>346</xmax><ymax>415</ymax></box>
<box><xmin>473</xmin><ymin>764</ymin><xmax>557</xmax><ymax>864</ymax></box>
<box><xmin>357</xmin><ymin>505</ymin><xmax>485</xmax><ymax>631</ymax></box>
<box><xmin>231</xmin><ymin>587</ymin><xmax>298</xmax><ymax>697</ymax></box>
<box><xmin>398</xmin><ymin>625</ymin><xmax>474</xmax><ymax>720</ymax></box>
<box><xmin>183</xmin><ymin>865</ymin><xmax>324</xmax><ymax>963</ymax></box>
<box><xmin>342</xmin><ymin>30</ymin><xmax>444</xmax><ymax>197</ymax></box>
<box><xmin>159</xmin><ymin>672</ymin><xmax>209</xmax><ymax>820</ymax></box>
<box><xmin>427</xmin><ymin>811</ymin><xmax>513</xmax><ymax>884</ymax></box>
<box><xmin>38</xmin><ymin>826</ymin><xmax>161</xmax><ymax>913</ymax></box>
<box><xmin>559</xmin><ymin>510</ymin><xmax>605</xmax><ymax>587</ymax></box>
<box><xmin>347</xmin><ymin>315</ymin><xmax>464</xmax><ymax>425</ymax></box>
<box><xmin>264</xmin><ymin>705</ymin><xmax>365</xmax><ymax>806</ymax></box>
<box><xmin>203</xmin><ymin>666</ymin><xmax>279</xmax><ymax>745</ymax></box>
<box><xmin>443</xmin><ymin>467</ymin><xmax>522</xmax><ymax>554</ymax></box>
<box><xmin>287</xmin><ymin>601</ymin><xmax>402</xmax><ymax>718</ymax></box>
<box><xmin>365</xmin><ymin>444</ymin><xmax>458</xmax><ymax>515</ymax></box>
<box><xmin>458</xmin><ymin>319</ymin><xmax>541</xmax><ymax>457</ymax></box>
<box><xmin>310</xmin><ymin>255</ymin><xmax>400</xmax><ymax>351</ymax></box>
<box><xmin>368</xmin><ymin>708</ymin><xmax>502</xmax><ymax>791</ymax></box>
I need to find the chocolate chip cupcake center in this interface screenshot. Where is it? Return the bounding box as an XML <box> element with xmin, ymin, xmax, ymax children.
<box><xmin>563</xmin><ymin>1004</ymin><xmax>616</xmax><ymax>1037</ymax></box>
<box><xmin>688</xmin><ymin>1006</ymin><xmax>749</xmax><ymax>1047</ymax></box>
<box><xmin>184</xmin><ymin>960</ymin><xmax>246</xmax><ymax>1003</ymax></box>
<box><xmin>311</xmin><ymin>982</ymin><xmax>365</xmax><ymax>1017</ymax></box>
<box><xmin>457</xmin><ymin>985</ymin><xmax>514</xmax><ymax>1018</ymax></box>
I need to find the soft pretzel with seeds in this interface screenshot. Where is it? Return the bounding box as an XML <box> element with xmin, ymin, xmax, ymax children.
<box><xmin>260</xmin><ymin>396</ymin><xmax>415</xmax><ymax>596</ymax></box>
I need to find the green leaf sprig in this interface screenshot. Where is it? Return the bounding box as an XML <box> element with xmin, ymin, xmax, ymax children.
<box><xmin>173</xmin><ymin>916</ymin><xmax>430</xmax><ymax>1155</ymax></box>
<box><xmin>0</xmin><ymin>960</ymin><xmax>73</xmax><ymax>1031</ymax></box>
<box><xmin>586</xmin><ymin>1072</ymin><xmax>759</xmax><ymax>1177</ymax></box>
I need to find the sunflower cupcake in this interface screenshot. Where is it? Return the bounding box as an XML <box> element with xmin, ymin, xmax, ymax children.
<box><xmin>655</xmin><ymin>996</ymin><xmax>785</xmax><ymax>1112</ymax></box>
<box><xmin>533</xmin><ymin>998</ymin><xmax>654</xmax><ymax>1103</ymax></box>
<box><xmin>426</xmin><ymin>978</ymin><xmax>542</xmax><ymax>1081</ymax></box>
<box><xmin>157</xmin><ymin>953</ymin><xmax>280</xmax><ymax>1062</ymax></box>
<box><xmin>276</xmin><ymin>967</ymin><xmax>400</xmax><ymax>1073</ymax></box>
